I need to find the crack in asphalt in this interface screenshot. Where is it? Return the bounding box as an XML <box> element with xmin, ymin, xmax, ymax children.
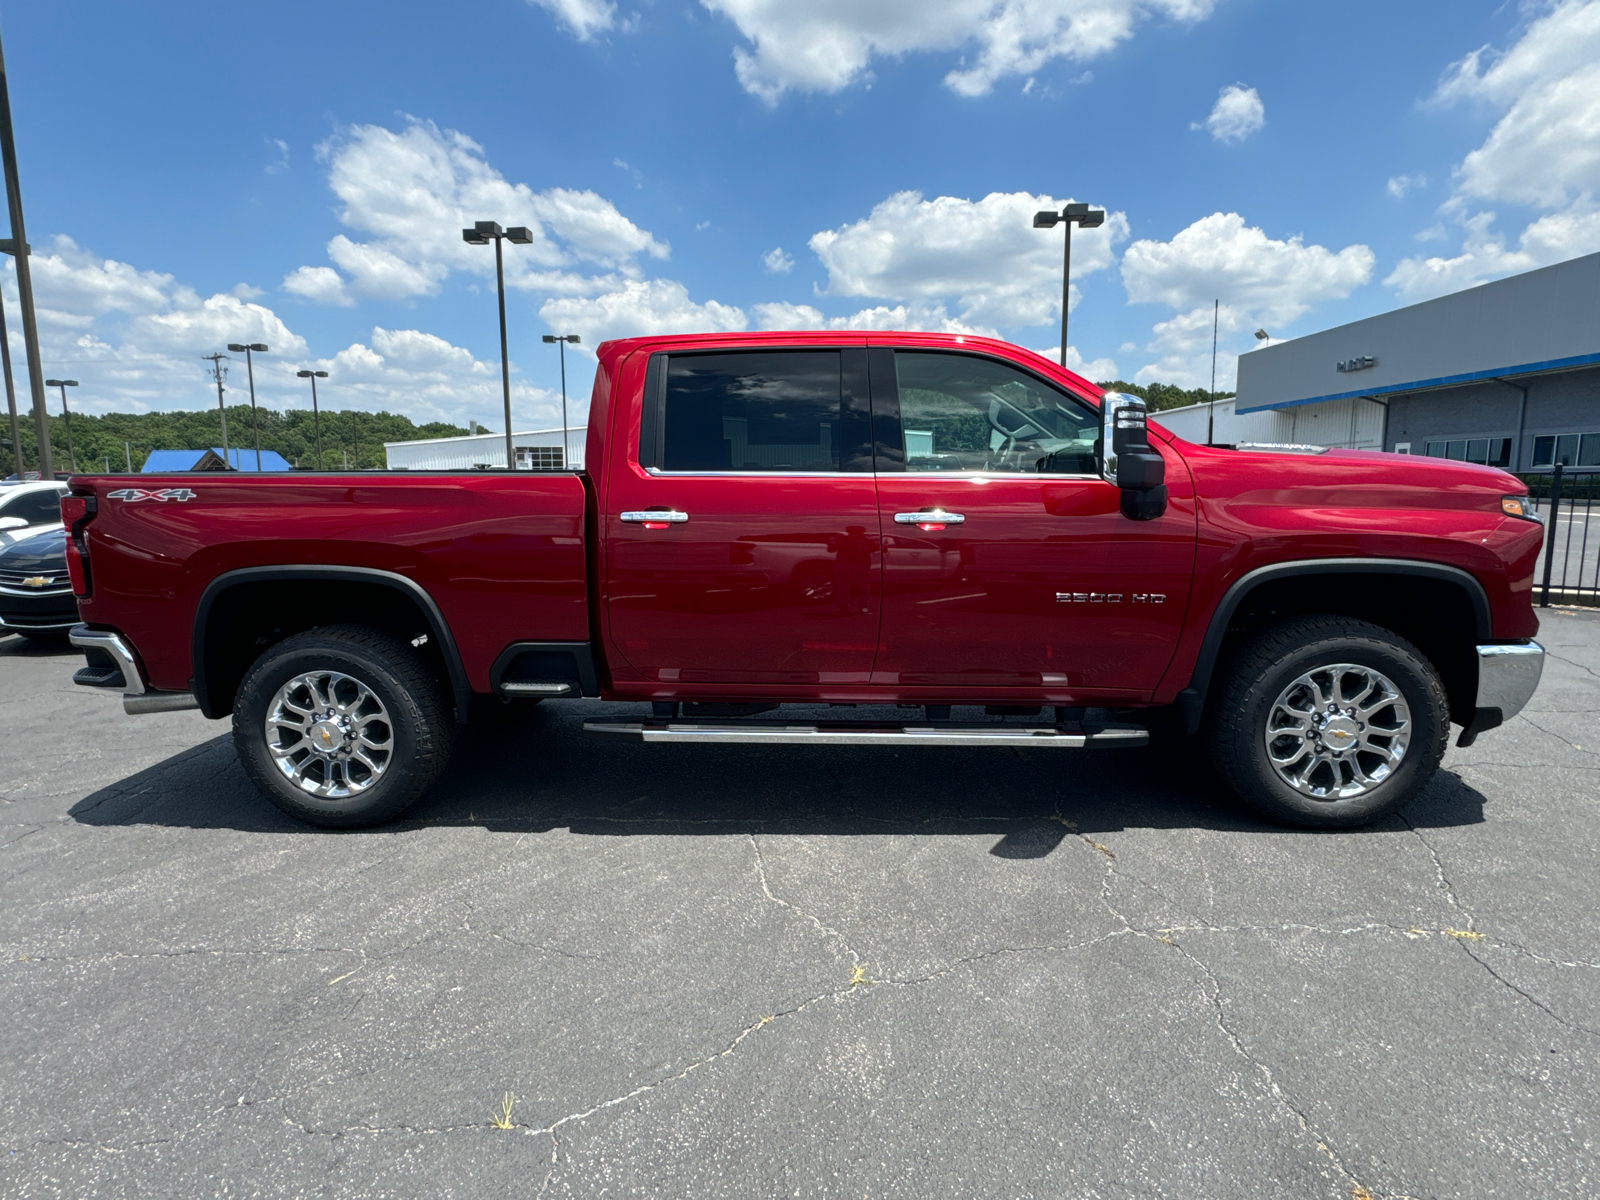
<box><xmin>749</xmin><ymin>832</ymin><xmax>861</xmax><ymax>968</ymax></box>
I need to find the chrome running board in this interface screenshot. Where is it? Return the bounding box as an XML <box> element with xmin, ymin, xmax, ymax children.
<box><xmin>582</xmin><ymin>719</ymin><xmax>1148</xmax><ymax>748</ymax></box>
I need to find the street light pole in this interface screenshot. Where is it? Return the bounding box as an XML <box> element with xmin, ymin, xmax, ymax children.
<box><xmin>296</xmin><ymin>369</ymin><xmax>328</xmax><ymax>469</ymax></box>
<box><xmin>1032</xmin><ymin>202</ymin><xmax>1106</xmax><ymax>369</ymax></box>
<box><xmin>226</xmin><ymin>342</ymin><xmax>268</xmax><ymax>470</ymax></box>
<box><xmin>0</xmin><ymin>27</ymin><xmax>50</xmax><ymax>480</ymax></box>
<box><xmin>44</xmin><ymin>378</ymin><xmax>77</xmax><ymax>472</ymax></box>
<box><xmin>542</xmin><ymin>333</ymin><xmax>581</xmax><ymax>467</ymax></box>
<box><xmin>463</xmin><ymin>221</ymin><xmax>534</xmax><ymax>470</ymax></box>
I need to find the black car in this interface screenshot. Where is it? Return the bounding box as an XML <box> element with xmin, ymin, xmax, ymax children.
<box><xmin>0</xmin><ymin>526</ymin><xmax>78</xmax><ymax>640</ymax></box>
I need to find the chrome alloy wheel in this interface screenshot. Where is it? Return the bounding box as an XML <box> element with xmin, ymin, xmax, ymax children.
<box><xmin>1264</xmin><ymin>663</ymin><xmax>1411</xmax><ymax>801</ymax></box>
<box><xmin>265</xmin><ymin>670</ymin><xmax>394</xmax><ymax>798</ymax></box>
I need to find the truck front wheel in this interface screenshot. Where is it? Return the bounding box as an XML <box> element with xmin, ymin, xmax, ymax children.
<box><xmin>1207</xmin><ymin>615</ymin><xmax>1449</xmax><ymax>829</ymax></box>
<box><xmin>232</xmin><ymin>624</ymin><xmax>455</xmax><ymax>828</ymax></box>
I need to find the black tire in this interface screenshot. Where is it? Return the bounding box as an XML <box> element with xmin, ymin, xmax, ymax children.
<box><xmin>233</xmin><ymin>624</ymin><xmax>455</xmax><ymax>828</ymax></box>
<box><xmin>1207</xmin><ymin>615</ymin><xmax>1449</xmax><ymax>829</ymax></box>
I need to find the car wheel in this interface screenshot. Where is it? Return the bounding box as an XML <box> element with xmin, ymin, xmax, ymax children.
<box><xmin>1207</xmin><ymin>615</ymin><xmax>1449</xmax><ymax>829</ymax></box>
<box><xmin>233</xmin><ymin>624</ymin><xmax>455</xmax><ymax>829</ymax></box>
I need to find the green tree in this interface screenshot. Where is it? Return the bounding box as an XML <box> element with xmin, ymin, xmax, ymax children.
<box><xmin>1094</xmin><ymin>380</ymin><xmax>1235</xmax><ymax>413</ymax></box>
<box><xmin>5</xmin><ymin>405</ymin><xmax>470</xmax><ymax>475</ymax></box>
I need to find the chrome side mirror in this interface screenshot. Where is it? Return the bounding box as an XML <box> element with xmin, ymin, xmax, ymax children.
<box><xmin>1100</xmin><ymin>392</ymin><xmax>1168</xmax><ymax>521</ymax></box>
<box><xmin>0</xmin><ymin>516</ymin><xmax>27</xmax><ymax>531</ymax></box>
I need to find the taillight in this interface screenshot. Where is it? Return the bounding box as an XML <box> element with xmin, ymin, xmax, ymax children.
<box><xmin>60</xmin><ymin>494</ymin><xmax>95</xmax><ymax>597</ymax></box>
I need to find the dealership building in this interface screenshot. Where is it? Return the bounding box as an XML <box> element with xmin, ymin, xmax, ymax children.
<box><xmin>1156</xmin><ymin>250</ymin><xmax>1600</xmax><ymax>472</ymax></box>
<box><xmin>383</xmin><ymin>425</ymin><xmax>586</xmax><ymax>471</ymax></box>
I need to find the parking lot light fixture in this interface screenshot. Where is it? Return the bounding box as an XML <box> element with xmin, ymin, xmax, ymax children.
<box><xmin>1033</xmin><ymin>202</ymin><xmax>1106</xmax><ymax>368</ymax></box>
<box><xmin>226</xmin><ymin>343</ymin><xmax>269</xmax><ymax>470</ymax></box>
<box><xmin>463</xmin><ymin>222</ymin><xmax>535</xmax><ymax>469</ymax></box>
<box><xmin>542</xmin><ymin>334</ymin><xmax>580</xmax><ymax>467</ymax></box>
<box><xmin>296</xmin><ymin>369</ymin><xmax>329</xmax><ymax>469</ymax></box>
<box><xmin>44</xmin><ymin>377</ymin><xmax>77</xmax><ymax>471</ymax></box>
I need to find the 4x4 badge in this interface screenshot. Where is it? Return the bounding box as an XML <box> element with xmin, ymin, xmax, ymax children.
<box><xmin>107</xmin><ymin>488</ymin><xmax>197</xmax><ymax>503</ymax></box>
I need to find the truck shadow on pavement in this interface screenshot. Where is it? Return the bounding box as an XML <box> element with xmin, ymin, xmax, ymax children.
<box><xmin>68</xmin><ymin>701</ymin><xmax>1488</xmax><ymax>853</ymax></box>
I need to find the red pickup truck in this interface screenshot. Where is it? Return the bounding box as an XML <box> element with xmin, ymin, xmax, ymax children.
<box><xmin>62</xmin><ymin>331</ymin><xmax>1546</xmax><ymax>830</ymax></box>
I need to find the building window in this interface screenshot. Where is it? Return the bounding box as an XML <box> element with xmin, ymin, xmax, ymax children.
<box><xmin>1530</xmin><ymin>433</ymin><xmax>1600</xmax><ymax>469</ymax></box>
<box><xmin>515</xmin><ymin>445</ymin><xmax>565</xmax><ymax>470</ymax></box>
<box><xmin>1423</xmin><ymin>437</ymin><xmax>1511</xmax><ymax>467</ymax></box>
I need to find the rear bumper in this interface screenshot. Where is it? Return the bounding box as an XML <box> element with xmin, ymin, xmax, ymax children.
<box><xmin>69</xmin><ymin>624</ymin><xmax>202</xmax><ymax>715</ymax></box>
<box><xmin>1458</xmin><ymin>641</ymin><xmax>1545</xmax><ymax>747</ymax></box>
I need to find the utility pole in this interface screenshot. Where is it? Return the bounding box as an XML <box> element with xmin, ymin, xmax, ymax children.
<box><xmin>124</xmin><ymin>439</ymin><xmax>131</xmax><ymax>472</ymax></box>
<box><xmin>203</xmin><ymin>353</ymin><xmax>230</xmax><ymax>463</ymax></box>
<box><xmin>0</xmin><ymin>27</ymin><xmax>50</xmax><ymax>479</ymax></box>
<box><xmin>0</xmin><ymin>274</ymin><xmax>18</xmax><ymax>478</ymax></box>
<box><xmin>1207</xmin><ymin>299</ymin><xmax>1219</xmax><ymax>446</ymax></box>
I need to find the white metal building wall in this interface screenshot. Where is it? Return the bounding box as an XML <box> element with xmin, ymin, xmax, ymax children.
<box><xmin>1152</xmin><ymin>398</ymin><xmax>1384</xmax><ymax>450</ymax></box>
<box><xmin>383</xmin><ymin>427</ymin><xmax>587</xmax><ymax>471</ymax></box>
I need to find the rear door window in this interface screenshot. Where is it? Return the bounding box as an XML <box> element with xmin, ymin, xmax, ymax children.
<box><xmin>657</xmin><ymin>351</ymin><xmax>849</xmax><ymax>473</ymax></box>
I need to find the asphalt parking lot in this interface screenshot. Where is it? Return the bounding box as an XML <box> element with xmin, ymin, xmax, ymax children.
<box><xmin>2</xmin><ymin>612</ymin><xmax>1598</xmax><ymax>1199</ymax></box>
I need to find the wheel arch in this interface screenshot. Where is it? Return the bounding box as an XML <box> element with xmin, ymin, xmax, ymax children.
<box><xmin>192</xmin><ymin>566</ymin><xmax>472</xmax><ymax>722</ymax></box>
<box><xmin>1174</xmin><ymin>558</ymin><xmax>1492</xmax><ymax>735</ymax></box>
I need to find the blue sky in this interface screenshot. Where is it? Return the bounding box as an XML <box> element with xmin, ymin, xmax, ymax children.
<box><xmin>2</xmin><ymin>0</ymin><xmax>1597</xmax><ymax>430</ymax></box>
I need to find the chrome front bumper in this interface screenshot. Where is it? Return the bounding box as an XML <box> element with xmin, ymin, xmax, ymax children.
<box><xmin>1458</xmin><ymin>641</ymin><xmax>1545</xmax><ymax>746</ymax></box>
<box><xmin>69</xmin><ymin>624</ymin><xmax>201</xmax><ymax>715</ymax></box>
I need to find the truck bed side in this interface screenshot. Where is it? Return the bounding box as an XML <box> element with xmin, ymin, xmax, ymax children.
<box><xmin>74</xmin><ymin>472</ymin><xmax>588</xmax><ymax>713</ymax></box>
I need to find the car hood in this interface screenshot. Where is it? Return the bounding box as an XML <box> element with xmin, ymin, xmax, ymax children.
<box><xmin>0</xmin><ymin>526</ymin><xmax>68</xmax><ymax>571</ymax></box>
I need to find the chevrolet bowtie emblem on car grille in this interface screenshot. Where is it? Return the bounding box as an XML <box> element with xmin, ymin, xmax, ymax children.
<box><xmin>22</xmin><ymin>576</ymin><xmax>51</xmax><ymax>588</ymax></box>
<box><xmin>106</xmin><ymin>487</ymin><xmax>197</xmax><ymax>503</ymax></box>
<box><xmin>1056</xmin><ymin>592</ymin><xmax>1166</xmax><ymax>604</ymax></box>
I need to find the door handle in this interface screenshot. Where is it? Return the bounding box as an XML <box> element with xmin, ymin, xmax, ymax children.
<box><xmin>894</xmin><ymin>510</ymin><xmax>964</xmax><ymax>530</ymax></box>
<box><xmin>620</xmin><ymin>510</ymin><xmax>689</xmax><ymax>525</ymax></box>
<box><xmin>894</xmin><ymin>510</ymin><xmax>964</xmax><ymax>524</ymax></box>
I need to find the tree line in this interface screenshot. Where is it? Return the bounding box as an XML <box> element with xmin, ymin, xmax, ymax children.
<box><xmin>1094</xmin><ymin>381</ymin><xmax>1236</xmax><ymax>412</ymax></box>
<box><xmin>2</xmin><ymin>404</ymin><xmax>471</xmax><ymax>475</ymax></box>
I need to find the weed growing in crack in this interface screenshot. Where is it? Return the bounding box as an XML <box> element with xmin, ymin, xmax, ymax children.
<box><xmin>491</xmin><ymin>1092</ymin><xmax>517</xmax><ymax>1130</ymax></box>
<box><xmin>1446</xmin><ymin>928</ymin><xmax>1488</xmax><ymax>941</ymax></box>
<box><xmin>849</xmin><ymin>965</ymin><xmax>872</xmax><ymax>989</ymax></box>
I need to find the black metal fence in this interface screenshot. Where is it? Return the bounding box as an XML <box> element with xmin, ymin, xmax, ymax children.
<box><xmin>1520</xmin><ymin>465</ymin><xmax>1600</xmax><ymax>607</ymax></box>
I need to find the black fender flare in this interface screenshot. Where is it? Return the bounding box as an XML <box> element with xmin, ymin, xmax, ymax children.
<box><xmin>1172</xmin><ymin>557</ymin><xmax>1492</xmax><ymax>735</ymax></box>
<box><xmin>191</xmin><ymin>565</ymin><xmax>472</xmax><ymax>722</ymax></box>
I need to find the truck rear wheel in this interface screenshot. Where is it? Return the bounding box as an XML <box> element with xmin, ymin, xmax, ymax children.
<box><xmin>1207</xmin><ymin>615</ymin><xmax>1449</xmax><ymax>829</ymax></box>
<box><xmin>232</xmin><ymin>624</ymin><xmax>455</xmax><ymax>829</ymax></box>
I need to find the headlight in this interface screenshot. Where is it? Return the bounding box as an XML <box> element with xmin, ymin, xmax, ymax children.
<box><xmin>1501</xmin><ymin>495</ymin><xmax>1538</xmax><ymax>521</ymax></box>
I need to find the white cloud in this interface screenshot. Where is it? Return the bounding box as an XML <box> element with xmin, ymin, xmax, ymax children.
<box><xmin>1386</xmin><ymin>173</ymin><xmax>1426</xmax><ymax>199</ymax></box>
<box><xmin>1383</xmin><ymin>202</ymin><xmax>1600</xmax><ymax>302</ymax></box>
<box><xmin>287</xmin><ymin>120</ymin><xmax>667</xmax><ymax>303</ymax></box>
<box><xmin>1121</xmin><ymin>215</ymin><xmax>1371</xmax><ymax>388</ymax></box>
<box><xmin>809</xmin><ymin>190</ymin><xmax>1127</xmax><ymax>328</ymax></box>
<box><xmin>762</xmin><ymin>247</ymin><xmax>795</xmax><ymax>273</ymax></box>
<box><xmin>539</xmin><ymin>278</ymin><xmax>748</xmax><ymax>348</ymax></box>
<box><xmin>527</xmin><ymin>0</ymin><xmax>617</xmax><ymax>40</ymax></box>
<box><xmin>1131</xmin><ymin>301</ymin><xmax>1252</xmax><ymax>388</ymax></box>
<box><xmin>1028</xmin><ymin>344</ymin><xmax>1119</xmax><ymax>380</ymax></box>
<box><xmin>700</xmin><ymin>0</ymin><xmax>1218</xmax><ymax>103</ymax></box>
<box><xmin>1121</xmin><ymin>211</ymin><xmax>1373</xmax><ymax>326</ymax></box>
<box><xmin>1435</xmin><ymin>0</ymin><xmax>1600</xmax><ymax>210</ymax></box>
<box><xmin>282</xmin><ymin>265</ymin><xmax>354</xmax><ymax>307</ymax></box>
<box><xmin>1392</xmin><ymin>2</ymin><xmax>1600</xmax><ymax>298</ymax></box>
<box><xmin>3</xmin><ymin>239</ymin><xmax>575</xmax><ymax>430</ymax></box>
<box><xmin>1196</xmin><ymin>83</ymin><xmax>1263</xmax><ymax>143</ymax></box>
<box><xmin>753</xmin><ymin>300</ymin><xmax>991</xmax><ymax>335</ymax></box>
